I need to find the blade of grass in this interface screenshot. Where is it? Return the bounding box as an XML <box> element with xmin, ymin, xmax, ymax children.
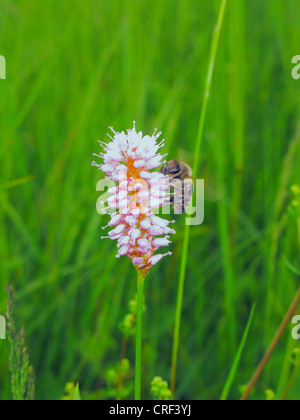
<box><xmin>241</xmin><ymin>287</ymin><xmax>300</xmax><ymax>401</ymax></box>
<box><xmin>228</xmin><ymin>0</ymin><xmax>245</xmax><ymax>242</ymax></box>
<box><xmin>280</xmin><ymin>363</ymin><xmax>299</xmax><ymax>400</ymax></box>
<box><xmin>73</xmin><ymin>383</ymin><xmax>81</xmax><ymax>401</ymax></box>
<box><xmin>220</xmin><ymin>303</ymin><xmax>256</xmax><ymax>401</ymax></box>
<box><xmin>1</xmin><ymin>175</ymin><xmax>34</xmax><ymax>190</ymax></box>
<box><xmin>170</xmin><ymin>0</ymin><xmax>228</xmax><ymax>395</ymax></box>
<box><xmin>282</xmin><ymin>256</ymin><xmax>300</xmax><ymax>277</ymax></box>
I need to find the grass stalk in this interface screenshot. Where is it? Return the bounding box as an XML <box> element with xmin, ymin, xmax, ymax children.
<box><xmin>170</xmin><ymin>0</ymin><xmax>228</xmax><ymax>395</ymax></box>
<box><xmin>280</xmin><ymin>365</ymin><xmax>299</xmax><ymax>400</ymax></box>
<box><xmin>220</xmin><ymin>304</ymin><xmax>256</xmax><ymax>400</ymax></box>
<box><xmin>228</xmin><ymin>0</ymin><xmax>245</xmax><ymax>242</ymax></box>
<box><xmin>240</xmin><ymin>287</ymin><xmax>300</xmax><ymax>401</ymax></box>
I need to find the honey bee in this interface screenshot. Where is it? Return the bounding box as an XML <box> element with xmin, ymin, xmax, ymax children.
<box><xmin>159</xmin><ymin>159</ymin><xmax>194</xmax><ymax>214</ymax></box>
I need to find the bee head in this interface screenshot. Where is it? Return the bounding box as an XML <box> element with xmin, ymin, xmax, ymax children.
<box><xmin>160</xmin><ymin>160</ymin><xmax>181</xmax><ymax>175</ymax></box>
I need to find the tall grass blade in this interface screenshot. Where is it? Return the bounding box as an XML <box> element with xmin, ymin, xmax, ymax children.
<box><xmin>220</xmin><ymin>304</ymin><xmax>256</xmax><ymax>401</ymax></box>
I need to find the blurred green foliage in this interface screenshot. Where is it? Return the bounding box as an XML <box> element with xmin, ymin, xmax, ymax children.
<box><xmin>0</xmin><ymin>0</ymin><xmax>300</xmax><ymax>400</ymax></box>
<box><xmin>119</xmin><ymin>294</ymin><xmax>145</xmax><ymax>337</ymax></box>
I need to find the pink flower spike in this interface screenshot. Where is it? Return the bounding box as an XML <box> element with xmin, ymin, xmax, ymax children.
<box><xmin>93</xmin><ymin>122</ymin><xmax>175</xmax><ymax>277</ymax></box>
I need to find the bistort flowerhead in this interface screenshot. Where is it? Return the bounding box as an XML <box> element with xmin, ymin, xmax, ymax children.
<box><xmin>93</xmin><ymin>122</ymin><xmax>175</xmax><ymax>277</ymax></box>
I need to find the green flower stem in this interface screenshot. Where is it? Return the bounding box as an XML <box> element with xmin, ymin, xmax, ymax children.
<box><xmin>170</xmin><ymin>0</ymin><xmax>228</xmax><ymax>396</ymax></box>
<box><xmin>135</xmin><ymin>271</ymin><xmax>145</xmax><ymax>400</ymax></box>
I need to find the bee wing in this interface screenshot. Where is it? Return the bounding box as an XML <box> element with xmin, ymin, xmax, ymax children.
<box><xmin>177</xmin><ymin>148</ymin><xmax>194</xmax><ymax>164</ymax></box>
<box><xmin>204</xmin><ymin>181</ymin><xmax>224</xmax><ymax>202</ymax></box>
<box><xmin>169</xmin><ymin>152</ymin><xmax>223</xmax><ymax>203</ymax></box>
<box><xmin>183</xmin><ymin>181</ymin><xmax>194</xmax><ymax>211</ymax></box>
<box><xmin>196</xmin><ymin>161</ymin><xmax>224</xmax><ymax>202</ymax></box>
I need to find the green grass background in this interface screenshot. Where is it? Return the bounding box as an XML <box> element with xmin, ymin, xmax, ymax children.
<box><xmin>0</xmin><ymin>0</ymin><xmax>300</xmax><ymax>400</ymax></box>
